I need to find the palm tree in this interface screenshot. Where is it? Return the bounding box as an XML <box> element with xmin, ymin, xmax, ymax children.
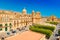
<box><xmin>5</xmin><ymin>23</ymin><xmax>8</xmax><ymax>31</ymax></box>
<box><xmin>9</xmin><ymin>23</ymin><xmax>12</xmax><ymax>30</ymax></box>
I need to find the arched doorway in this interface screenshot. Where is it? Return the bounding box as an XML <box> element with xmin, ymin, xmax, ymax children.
<box><xmin>5</xmin><ymin>23</ymin><xmax>8</xmax><ymax>31</ymax></box>
<box><xmin>5</xmin><ymin>27</ymin><xmax>7</xmax><ymax>31</ymax></box>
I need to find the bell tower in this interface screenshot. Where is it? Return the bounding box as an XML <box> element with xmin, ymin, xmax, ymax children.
<box><xmin>32</xmin><ymin>10</ymin><xmax>35</xmax><ymax>16</ymax></box>
<box><xmin>32</xmin><ymin>10</ymin><xmax>35</xmax><ymax>24</ymax></box>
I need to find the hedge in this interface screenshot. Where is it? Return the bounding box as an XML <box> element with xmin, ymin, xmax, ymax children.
<box><xmin>33</xmin><ymin>24</ymin><xmax>55</xmax><ymax>31</ymax></box>
<box><xmin>46</xmin><ymin>22</ymin><xmax>58</xmax><ymax>25</ymax></box>
<box><xmin>29</xmin><ymin>24</ymin><xmax>55</xmax><ymax>38</ymax></box>
<box><xmin>29</xmin><ymin>26</ymin><xmax>52</xmax><ymax>38</ymax></box>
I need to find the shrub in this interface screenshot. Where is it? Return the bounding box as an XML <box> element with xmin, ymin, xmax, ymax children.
<box><xmin>46</xmin><ymin>22</ymin><xmax>58</xmax><ymax>25</ymax></box>
<box><xmin>29</xmin><ymin>26</ymin><xmax>52</xmax><ymax>38</ymax></box>
<box><xmin>29</xmin><ymin>24</ymin><xmax>55</xmax><ymax>38</ymax></box>
<box><xmin>32</xmin><ymin>24</ymin><xmax>55</xmax><ymax>31</ymax></box>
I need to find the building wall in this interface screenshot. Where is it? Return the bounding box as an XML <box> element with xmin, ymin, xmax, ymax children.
<box><xmin>47</xmin><ymin>16</ymin><xmax>58</xmax><ymax>22</ymax></box>
<box><xmin>0</xmin><ymin>9</ymin><xmax>41</xmax><ymax>31</ymax></box>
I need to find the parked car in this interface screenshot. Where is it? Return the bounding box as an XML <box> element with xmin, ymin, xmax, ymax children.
<box><xmin>55</xmin><ymin>34</ymin><xmax>59</xmax><ymax>36</ymax></box>
<box><xmin>17</xmin><ymin>28</ymin><xmax>21</xmax><ymax>31</ymax></box>
<box><xmin>21</xmin><ymin>27</ymin><xmax>25</xmax><ymax>30</ymax></box>
<box><xmin>7</xmin><ymin>32</ymin><xmax>10</xmax><ymax>35</ymax></box>
<box><xmin>12</xmin><ymin>30</ymin><xmax>16</xmax><ymax>33</ymax></box>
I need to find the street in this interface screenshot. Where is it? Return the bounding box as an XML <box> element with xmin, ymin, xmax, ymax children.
<box><xmin>49</xmin><ymin>24</ymin><xmax>60</xmax><ymax>40</ymax></box>
<box><xmin>0</xmin><ymin>25</ymin><xmax>30</xmax><ymax>40</ymax></box>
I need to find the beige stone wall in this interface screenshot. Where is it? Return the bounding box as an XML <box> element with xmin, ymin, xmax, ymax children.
<box><xmin>47</xmin><ymin>16</ymin><xmax>58</xmax><ymax>22</ymax></box>
<box><xmin>0</xmin><ymin>21</ymin><xmax>13</xmax><ymax>31</ymax></box>
<box><xmin>0</xmin><ymin>9</ymin><xmax>41</xmax><ymax>31</ymax></box>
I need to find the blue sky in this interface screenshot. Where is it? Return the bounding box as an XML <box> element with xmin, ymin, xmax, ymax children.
<box><xmin>0</xmin><ymin>0</ymin><xmax>60</xmax><ymax>18</ymax></box>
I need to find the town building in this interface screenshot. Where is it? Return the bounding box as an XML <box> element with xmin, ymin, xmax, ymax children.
<box><xmin>47</xmin><ymin>15</ymin><xmax>58</xmax><ymax>22</ymax></box>
<box><xmin>0</xmin><ymin>8</ymin><xmax>41</xmax><ymax>31</ymax></box>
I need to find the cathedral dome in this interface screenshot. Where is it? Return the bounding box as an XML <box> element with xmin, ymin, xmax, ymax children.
<box><xmin>23</xmin><ymin>8</ymin><xmax>26</xmax><ymax>12</ymax></box>
<box><xmin>32</xmin><ymin>10</ymin><xmax>34</xmax><ymax>12</ymax></box>
<box><xmin>22</xmin><ymin>8</ymin><xmax>27</xmax><ymax>14</ymax></box>
<box><xmin>50</xmin><ymin>15</ymin><xmax>56</xmax><ymax>19</ymax></box>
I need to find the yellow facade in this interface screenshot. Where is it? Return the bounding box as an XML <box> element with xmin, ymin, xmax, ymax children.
<box><xmin>0</xmin><ymin>9</ymin><xmax>41</xmax><ymax>31</ymax></box>
<box><xmin>47</xmin><ymin>16</ymin><xmax>57</xmax><ymax>22</ymax></box>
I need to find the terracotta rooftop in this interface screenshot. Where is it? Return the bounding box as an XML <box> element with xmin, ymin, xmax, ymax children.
<box><xmin>5</xmin><ymin>31</ymin><xmax>45</xmax><ymax>40</ymax></box>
